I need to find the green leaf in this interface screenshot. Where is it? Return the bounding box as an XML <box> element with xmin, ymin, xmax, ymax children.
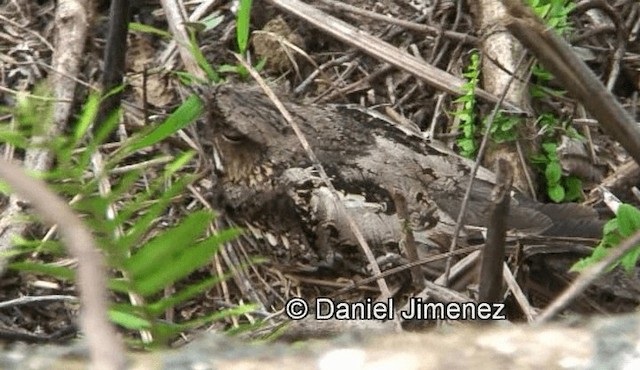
<box><xmin>545</xmin><ymin>161</ymin><xmax>562</xmax><ymax>184</ymax></box>
<box><xmin>571</xmin><ymin>248</ymin><xmax>603</xmax><ymax>272</ymax></box>
<box><xmin>125</xmin><ymin>210</ymin><xmax>213</xmax><ymax>281</ymax></box>
<box><xmin>146</xmin><ymin>276</ymin><xmax>224</xmax><ymax>316</ymax></box>
<box><xmin>92</xmin><ymin>107</ymin><xmax>122</xmax><ymax>145</ymax></box>
<box><xmin>133</xmin><ymin>228</ymin><xmax>240</xmax><ymax>296</ymax></box>
<box><xmin>462</xmin><ymin>71</ymin><xmax>476</xmax><ymax>79</ymax></box>
<box><xmin>14</xmin><ymin>85</ymin><xmax>54</xmax><ymax>136</ymax></box>
<box><xmin>108</xmin><ymin>278</ymin><xmax>131</xmax><ymax>294</ymax></box>
<box><xmin>218</xmin><ymin>64</ymin><xmax>242</xmax><ymax>74</ymax></box>
<box><xmin>254</xmin><ymin>57</ymin><xmax>267</xmax><ymax>72</ymax></box>
<box><xmin>129</xmin><ymin>22</ymin><xmax>172</xmax><ymax>38</ymax></box>
<box><xmin>455</xmin><ymin>93</ymin><xmax>473</xmax><ymax>102</ymax></box>
<box><xmin>592</xmin><ymin>243</ymin><xmax>612</xmax><ymax>261</ymax></box>
<box><xmin>565</xmin><ymin>126</ymin><xmax>584</xmax><ymax>140</ymax></box>
<box><xmin>500</xmin><ymin>116</ymin><xmax>519</xmax><ymax>130</ymax></box>
<box><xmin>73</xmin><ymin>93</ymin><xmax>100</xmax><ymax>144</ymax></box>
<box><xmin>538</xmin><ymin>4</ymin><xmax>551</xmax><ymax>18</ymax></box>
<box><xmin>164</xmin><ymin>151</ymin><xmax>195</xmax><ymax>179</ymax></box>
<box><xmin>620</xmin><ymin>245</ymin><xmax>640</xmax><ymax>274</ymax></box>
<box><xmin>457</xmin><ymin>112</ymin><xmax>473</xmax><ymax>123</ymax></box>
<box><xmin>570</xmin><ymin>258</ymin><xmax>588</xmax><ymax>272</ymax></box>
<box><xmin>530</xmin><ymin>85</ymin><xmax>546</xmax><ymax>99</ymax></box>
<box><xmin>0</xmin><ymin>130</ymin><xmax>29</xmax><ymax>148</ymax></box>
<box><xmin>462</xmin><ymin>123</ymin><xmax>475</xmax><ymax>136</ymax></box>
<box><xmin>172</xmin><ymin>70</ymin><xmax>208</xmax><ymax>85</ymax></box>
<box><xmin>616</xmin><ymin>204</ymin><xmax>640</xmax><ymax>237</ymax></box>
<box><xmin>9</xmin><ymin>262</ymin><xmax>75</xmax><ymax>281</ymax></box>
<box><xmin>603</xmin><ymin>218</ymin><xmax>619</xmax><ymax>236</ymax></box>
<box><xmin>563</xmin><ymin>176</ymin><xmax>583</xmax><ymax>201</ymax></box>
<box><xmin>101</xmin><ymin>170</ymin><xmax>144</xmax><ymax>209</ymax></box>
<box><xmin>457</xmin><ymin>138</ymin><xmax>476</xmax><ymax>157</ymax></box>
<box><xmin>109</xmin><ymin>309</ymin><xmax>152</xmax><ymax>330</ymax></box>
<box><xmin>188</xmin><ymin>29</ymin><xmax>220</xmax><ymax>82</ymax></box>
<box><xmin>542</xmin><ymin>142</ymin><xmax>557</xmax><ymax>155</ymax></box>
<box><xmin>601</xmin><ymin>228</ymin><xmax>622</xmax><ymax>248</ymax></box>
<box><xmin>125</xmin><ymin>95</ymin><xmax>202</xmax><ymax>154</ymax></box>
<box><xmin>570</xmin><ymin>204</ymin><xmax>640</xmax><ymax>273</ymax></box>
<box><xmin>115</xmin><ymin>176</ymin><xmax>194</xmax><ymax>255</ymax></box>
<box><xmin>200</xmin><ymin>12</ymin><xmax>224</xmax><ymax>31</ymax></box>
<box><xmin>19</xmin><ymin>239</ymin><xmax>66</xmax><ymax>255</ymax></box>
<box><xmin>236</xmin><ymin>0</ymin><xmax>253</xmax><ymax>54</ymax></box>
<box><xmin>82</xmin><ymin>107</ymin><xmax>122</xmax><ymax>168</ymax></box>
<box><xmin>548</xmin><ymin>183</ymin><xmax>565</xmax><ymax>202</ymax></box>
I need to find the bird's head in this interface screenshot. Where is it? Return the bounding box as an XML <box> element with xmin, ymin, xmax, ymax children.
<box><xmin>202</xmin><ymin>84</ymin><xmax>300</xmax><ymax>185</ymax></box>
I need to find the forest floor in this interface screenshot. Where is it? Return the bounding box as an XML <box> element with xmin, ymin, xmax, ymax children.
<box><xmin>0</xmin><ymin>0</ymin><xmax>639</xmax><ymax>349</ymax></box>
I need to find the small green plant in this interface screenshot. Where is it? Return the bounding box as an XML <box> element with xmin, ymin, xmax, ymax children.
<box><xmin>530</xmin><ymin>110</ymin><xmax>585</xmax><ymax>202</ymax></box>
<box><xmin>454</xmin><ymin>52</ymin><xmax>520</xmax><ymax>158</ymax></box>
<box><xmin>572</xmin><ymin>204</ymin><xmax>640</xmax><ymax>274</ymax></box>
<box><xmin>217</xmin><ymin>0</ymin><xmax>266</xmax><ymax>78</ymax></box>
<box><xmin>530</xmin><ymin>142</ymin><xmax>582</xmax><ymax>202</ymax></box>
<box><xmin>236</xmin><ymin>0</ymin><xmax>253</xmax><ymax>55</ymax></box>
<box><xmin>455</xmin><ymin>52</ymin><xmax>480</xmax><ymax>158</ymax></box>
<box><xmin>523</xmin><ymin>0</ymin><xmax>587</xmax><ymax>202</ymax></box>
<box><xmin>452</xmin><ymin>2</ymin><xmax>582</xmax><ymax>203</ymax></box>
<box><xmin>527</xmin><ymin>0</ymin><xmax>576</xmax><ymax>35</ymax></box>
<box><xmin>526</xmin><ymin>0</ymin><xmax>574</xmax><ymax>97</ymax></box>
<box><xmin>529</xmin><ymin>64</ymin><xmax>568</xmax><ymax>98</ymax></box>
<box><xmin>486</xmin><ymin>113</ymin><xmax>520</xmax><ymax>143</ymax></box>
<box><xmin>129</xmin><ymin>0</ymin><xmax>261</xmax><ymax>83</ymax></box>
<box><xmin>2</xmin><ymin>88</ymin><xmax>253</xmax><ymax>346</ymax></box>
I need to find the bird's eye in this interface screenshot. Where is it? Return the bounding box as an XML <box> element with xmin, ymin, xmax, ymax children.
<box><xmin>221</xmin><ymin>131</ymin><xmax>244</xmax><ymax>143</ymax></box>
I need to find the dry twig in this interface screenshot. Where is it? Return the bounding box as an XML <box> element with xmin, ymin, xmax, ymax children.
<box><xmin>478</xmin><ymin>159</ymin><xmax>513</xmax><ymax>303</ymax></box>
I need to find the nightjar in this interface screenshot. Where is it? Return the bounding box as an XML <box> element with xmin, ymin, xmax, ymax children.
<box><xmin>198</xmin><ymin>83</ymin><xmax>603</xmax><ymax>274</ymax></box>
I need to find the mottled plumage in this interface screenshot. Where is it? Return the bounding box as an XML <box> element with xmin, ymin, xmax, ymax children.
<box><xmin>199</xmin><ymin>83</ymin><xmax>603</xmax><ymax>271</ymax></box>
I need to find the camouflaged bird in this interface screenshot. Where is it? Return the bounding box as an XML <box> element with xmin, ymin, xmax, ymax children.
<box><xmin>199</xmin><ymin>83</ymin><xmax>604</xmax><ymax>272</ymax></box>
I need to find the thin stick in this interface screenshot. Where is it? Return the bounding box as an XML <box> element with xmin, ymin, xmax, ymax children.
<box><xmin>502</xmin><ymin>263</ymin><xmax>535</xmax><ymax>322</ymax></box>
